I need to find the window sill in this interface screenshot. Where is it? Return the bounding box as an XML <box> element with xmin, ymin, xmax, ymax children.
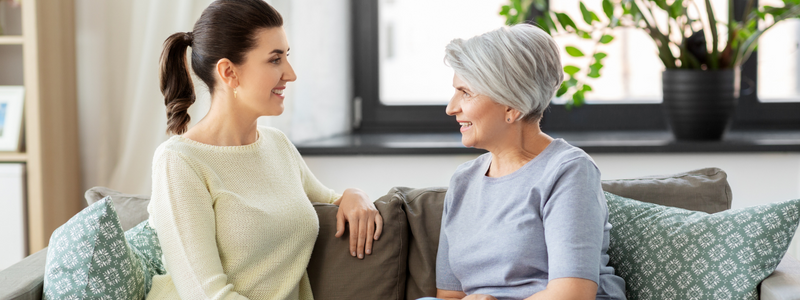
<box><xmin>295</xmin><ymin>130</ymin><xmax>800</xmax><ymax>156</ymax></box>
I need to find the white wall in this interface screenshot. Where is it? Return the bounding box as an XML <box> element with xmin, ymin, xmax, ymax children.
<box><xmin>304</xmin><ymin>152</ymin><xmax>800</xmax><ymax>260</ymax></box>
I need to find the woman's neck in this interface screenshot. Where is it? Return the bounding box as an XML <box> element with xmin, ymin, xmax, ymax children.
<box><xmin>182</xmin><ymin>97</ymin><xmax>260</xmax><ymax>146</ymax></box>
<box><xmin>486</xmin><ymin>122</ymin><xmax>553</xmax><ymax>178</ymax></box>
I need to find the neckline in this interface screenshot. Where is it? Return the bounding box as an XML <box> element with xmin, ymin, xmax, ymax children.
<box><xmin>481</xmin><ymin>138</ymin><xmax>561</xmax><ymax>180</ymax></box>
<box><xmin>175</xmin><ymin>128</ymin><xmax>264</xmax><ymax>151</ymax></box>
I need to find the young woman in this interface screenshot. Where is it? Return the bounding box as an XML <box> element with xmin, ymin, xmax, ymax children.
<box><xmin>429</xmin><ymin>24</ymin><xmax>626</xmax><ymax>300</ymax></box>
<box><xmin>146</xmin><ymin>1</ymin><xmax>382</xmax><ymax>299</ymax></box>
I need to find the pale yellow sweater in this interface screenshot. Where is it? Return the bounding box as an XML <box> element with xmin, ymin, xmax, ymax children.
<box><xmin>145</xmin><ymin>126</ymin><xmax>339</xmax><ymax>300</ymax></box>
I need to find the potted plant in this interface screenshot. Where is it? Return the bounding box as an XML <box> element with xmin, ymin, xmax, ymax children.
<box><xmin>501</xmin><ymin>0</ymin><xmax>800</xmax><ymax>140</ymax></box>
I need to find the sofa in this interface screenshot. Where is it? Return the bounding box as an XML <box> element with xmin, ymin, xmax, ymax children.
<box><xmin>1</xmin><ymin>168</ymin><xmax>799</xmax><ymax>300</ymax></box>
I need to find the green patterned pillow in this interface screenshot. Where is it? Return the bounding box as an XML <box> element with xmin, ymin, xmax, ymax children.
<box><xmin>44</xmin><ymin>197</ymin><xmax>146</xmax><ymax>300</ymax></box>
<box><xmin>605</xmin><ymin>192</ymin><xmax>800</xmax><ymax>300</ymax></box>
<box><xmin>125</xmin><ymin>220</ymin><xmax>166</xmax><ymax>292</ymax></box>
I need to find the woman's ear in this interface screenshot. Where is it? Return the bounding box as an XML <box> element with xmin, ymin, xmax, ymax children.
<box><xmin>506</xmin><ymin>107</ymin><xmax>522</xmax><ymax>123</ymax></box>
<box><xmin>215</xmin><ymin>58</ymin><xmax>239</xmax><ymax>89</ymax></box>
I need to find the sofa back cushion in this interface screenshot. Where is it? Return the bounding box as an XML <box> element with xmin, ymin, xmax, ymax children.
<box><xmin>306</xmin><ymin>193</ymin><xmax>409</xmax><ymax>300</ymax></box>
<box><xmin>601</xmin><ymin>167</ymin><xmax>732</xmax><ymax>214</ymax></box>
<box><xmin>391</xmin><ymin>187</ymin><xmax>448</xmax><ymax>300</ymax></box>
<box><xmin>85</xmin><ymin>187</ymin><xmax>150</xmax><ymax>231</ymax></box>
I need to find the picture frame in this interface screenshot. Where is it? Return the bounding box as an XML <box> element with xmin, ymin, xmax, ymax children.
<box><xmin>0</xmin><ymin>86</ymin><xmax>24</xmax><ymax>152</ymax></box>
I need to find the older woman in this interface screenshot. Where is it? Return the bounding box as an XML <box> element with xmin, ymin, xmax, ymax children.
<box><xmin>431</xmin><ymin>24</ymin><xmax>626</xmax><ymax>300</ymax></box>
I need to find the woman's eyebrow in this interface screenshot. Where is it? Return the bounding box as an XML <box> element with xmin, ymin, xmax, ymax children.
<box><xmin>270</xmin><ymin>47</ymin><xmax>290</xmax><ymax>54</ymax></box>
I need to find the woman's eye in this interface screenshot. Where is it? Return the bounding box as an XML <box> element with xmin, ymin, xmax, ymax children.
<box><xmin>462</xmin><ymin>91</ymin><xmax>470</xmax><ymax>97</ymax></box>
<box><xmin>271</xmin><ymin>57</ymin><xmax>282</xmax><ymax>64</ymax></box>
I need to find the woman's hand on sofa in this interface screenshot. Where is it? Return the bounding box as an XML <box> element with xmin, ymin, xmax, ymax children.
<box><xmin>334</xmin><ymin>188</ymin><xmax>383</xmax><ymax>259</ymax></box>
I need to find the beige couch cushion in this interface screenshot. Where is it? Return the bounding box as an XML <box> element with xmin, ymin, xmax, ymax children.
<box><xmin>601</xmin><ymin>167</ymin><xmax>732</xmax><ymax>213</ymax></box>
<box><xmin>307</xmin><ymin>193</ymin><xmax>409</xmax><ymax>300</ymax></box>
<box><xmin>85</xmin><ymin>186</ymin><xmax>150</xmax><ymax>231</ymax></box>
<box><xmin>391</xmin><ymin>187</ymin><xmax>447</xmax><ymax>300</ymax></box>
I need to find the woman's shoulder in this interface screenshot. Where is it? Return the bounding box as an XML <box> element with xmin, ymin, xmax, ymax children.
<box><xmin>151</xmin><ymin>136</ymin><xmax>204</xmax><ymax>166</ymax></box>
<box><xmin>153</xmin><ymin>135</ymin><xmax>188</xmax><ymax>157</ymax></box>
<box><xmin>257</xmin><ymin>125</ymin><xmax>294</xmax><ymax>147</ymax></box>
<box><xmin>546</xmin><ymin>139</ymin><xmax>597</xmax><ymax>169</ymax></box>
<box><xmin>257</xmin><ymin>125</ymin><xmax>287</xmax><ymax>139</ymax></box>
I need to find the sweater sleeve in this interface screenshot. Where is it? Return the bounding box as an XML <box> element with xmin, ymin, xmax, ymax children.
<box><xmin>147</xmin><ymin>149</ymin><xmax>249</xmax><ymax>300</ymax></box>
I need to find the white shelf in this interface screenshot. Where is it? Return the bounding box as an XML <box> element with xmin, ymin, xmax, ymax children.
<box><xmin>0</xmin><ymin>152</ymin><xmax>27</xmax><ymax>162</ymax></box>
<box><xmin>0</xmin><ymin>36</ymin><xmax>24</xmax><ymax>45</ymax></box>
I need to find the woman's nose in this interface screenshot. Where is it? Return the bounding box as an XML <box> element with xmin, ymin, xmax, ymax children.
<box><xmin>283</xmin><ymin>61</ymin><xmax>297</xmax><ymax>82</ymax></box>
<box><xmin>445</xmin><ymin>96</ymin><xmax>459</xmax><ymax>116</ymax></box>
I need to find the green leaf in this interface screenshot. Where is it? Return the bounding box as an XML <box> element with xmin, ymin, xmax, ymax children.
<box><xmin>565</xmin><ymin>46</ymin><xmax>585</xmax><ymax>57</ymax></box>
<box><xmin>564</xmin><ymin>65</ymin><xmax>581</xmax><ymax>75</ymax></box>
<box><xmin>580</xmin><ymin>2</ymin><xmax>594</xmax><ymax>24</ymax></box>
<box><xmin>566</xmin><ymin>77</ymin><xmax>579</xmax><ymax>87</ymax></box>
<box><xmin>593</xmin><ymin>52</ymin><xmax>608</xmax><ymax>61</ymax></box>
<box><xmin>556</xmin><ymin>13</ymin><xmax>578</xmax><ymax>31</ymax></box>
<box><xmin>573</xmin><ymin>90</ymin><xmax>586</xmax><ymax>106</ymax></box>
<box><xmin>755</xmin><ymin>10</ymin><xmax>766</xmax><ymax>20</ymax></box>
<box><xmin>599</xmin><ymin>34</ymin><xmax>614</xmax><ymax>44</ymax></box>
<box><xmin>654</xmin><ymin>0</ymin><xmax>669</xmax><ymax>11</ymax></box>
<box><xmin>590</xmin><ymin>12</ymin><xmax>601</xmax><ymax>22</ymax></box>
<box><xmin>500</xmin><ymin>5</ymin><xmax>511</xmax><ymax>16</ymax></box>
<box><xmin>579</xmin><ymin>30</ymin><xmax>592</xmax><ymax>39</ymax></box>
<box><xmin>669</xmin><ymin>0</ymin><xmax>684</xmax><ymax>19</ymax></box>
<box><xmin>603</xmin><ymin>0</ymin><xmax>614</xmax><ymax>19</ymax></box>
<box><xmin>582</xmin><ymin>84</ymin><xmax>593</xmax><ymax>92</ymax></box>
<box><xmin>556</xmin><ymin>82</ymin><xmax>568</xmax><ymax>97</ymax></box>
<box><xmin>535</xmin><ymin>16</ymin><xmax>552</xmax><ymax>35</ymax></box>
<box><xmin>588</xmin><ymin>63</ymin><xmax>603</xmax><ymax>78</ymax></box>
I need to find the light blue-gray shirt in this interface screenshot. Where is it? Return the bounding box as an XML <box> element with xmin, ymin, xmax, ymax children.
<box><xmin>435</xmin><ymin>139</ymin><xmax>626</xmax><ymax>300</ymax></box>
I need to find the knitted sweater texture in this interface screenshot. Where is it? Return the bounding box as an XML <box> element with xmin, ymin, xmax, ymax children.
<box><xmin>145</xmin><ymin>126</ymin><xmax>339</xmax><ymax>300</ymax></box>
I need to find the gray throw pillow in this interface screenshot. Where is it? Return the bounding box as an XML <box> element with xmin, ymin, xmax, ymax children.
<box><xmin>601</xmin><ymin>167</ymin><xmax>732</xmax><ymax>214</ymax></box>
<box><xmin>85</xmin><ymin>186</ymin><xmax>150</xmax><ymax>231</ymax></box>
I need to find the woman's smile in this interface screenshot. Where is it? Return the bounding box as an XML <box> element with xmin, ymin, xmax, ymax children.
<box><xmin>458</xmin><ymin>121</ymin><xmax>473</xmax><ymax>132</ymax></box>
<box><xmin>271</xmin><ymin>86</ymin><xmax>285</xmax><ymax>99</ymax></box>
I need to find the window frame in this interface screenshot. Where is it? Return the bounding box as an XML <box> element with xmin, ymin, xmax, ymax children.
<box><xmin>351</xmin><ymin>0</ymin><xmax>800</xmax><ymax>133</ymax></box>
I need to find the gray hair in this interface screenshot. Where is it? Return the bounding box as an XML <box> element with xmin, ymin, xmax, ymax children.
<box><xmin>445</xmin><ymin>24</ymin><xmax>563</xmax><ymax>122</ymax></box>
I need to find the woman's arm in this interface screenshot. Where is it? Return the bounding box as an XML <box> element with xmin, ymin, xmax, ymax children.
<box><xmin>148</xmin><ymin>150</ymin><xmax>249</xmax><ymax>300</ymax></box>
<box><xmin>524</xmin><ymin>278</ymin><xmax>598</xmax><ymax>300</ymax></box>
<box><xmin>283</xmin><ymin>134</ymin><xmax>383</xmax><ymax>259</ymax></box>
<box><xmin>536</xmin><ymin>157</ymin><xmax>607</xmax><ymax>300</ymax></box>
<box><xmin>436</xmin><ymin>288</ymin><xmax>467</xmax><ymax>300</ymax></box>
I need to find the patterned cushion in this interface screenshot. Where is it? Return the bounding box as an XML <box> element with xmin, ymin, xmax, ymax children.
<box><xmin>605</xmin><ymin>192</ymin><xmax>800</xmax><ymax>300</ymax></box>
<box><xmin>43</xmin><ymin>197</ymin><xmax>146</xmax><ymax>300</ymax></box>
<box><xmin>125</xmin><ymin>220</ymin><xmax>166</xmax><ymax>293</ymax></box>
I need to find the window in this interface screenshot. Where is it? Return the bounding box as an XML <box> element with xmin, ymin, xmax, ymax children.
<box><xmin>352</xmin><ymin>0</ymin><xmax>800</xmax><ymax>133</ymax></box>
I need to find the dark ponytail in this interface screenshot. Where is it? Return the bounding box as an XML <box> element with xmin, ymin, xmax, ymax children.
<box><xmin>159</xmin><ymin>0</ymin><xmax>284</xmax><ymax>135</ymax></box>
<box><xmin>160</xmin><ymin>32</ymin><xmax>195</xmax><ymax>135</ymax></box>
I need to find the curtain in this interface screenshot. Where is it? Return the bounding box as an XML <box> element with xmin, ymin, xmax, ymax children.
<box><xmin>76</xmin><ymin>0</ymin><xmax>350</xmax><ymax>195</ymax></box>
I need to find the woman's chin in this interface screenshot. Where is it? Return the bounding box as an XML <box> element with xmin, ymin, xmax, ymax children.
<box><xmin>460</xmin><ymin>136</ymin><xmax>476</xmax><ymax>148</ymax></box>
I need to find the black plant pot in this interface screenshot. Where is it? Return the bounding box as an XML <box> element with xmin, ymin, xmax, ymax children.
<box><xmin>662</xmin><ymin>69</ymin><xmax>739</xmax><ymax>141</ymax></box>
